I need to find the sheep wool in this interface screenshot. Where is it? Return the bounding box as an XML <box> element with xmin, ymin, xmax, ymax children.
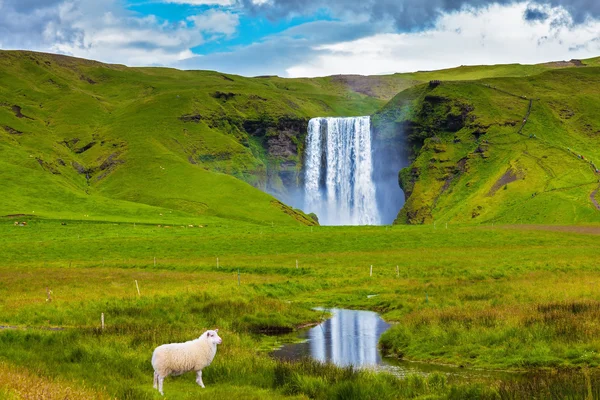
<box><xmin>152</xmin><ymin>329</ymin><xmax>222</xmax><ymax>395</ymax></box>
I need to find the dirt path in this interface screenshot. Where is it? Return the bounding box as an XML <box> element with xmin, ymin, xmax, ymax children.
<box><xmin>517</xmin><ymin>100</ymin><xmax>533</xmax><ymax>135</ymax></box>
<box><xmin>591</xmin><ymin>186</ymin><xmax>600</xmax><ymax>210</ymax></box>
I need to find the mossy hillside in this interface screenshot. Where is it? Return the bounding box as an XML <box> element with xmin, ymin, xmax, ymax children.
<box><xmin>0</xmin><ymin>50</ymin><xmax>388</xmax><ymax>224</ymax></box>
<box><xmin>2</xmin><ymin>50</ymin><xmax>598</xmax><ymax>224</ymax></box>
<box><xmin>374</xmin><ymin>66</ymin><xmax>600</xmax><ymax>224</ymax></box>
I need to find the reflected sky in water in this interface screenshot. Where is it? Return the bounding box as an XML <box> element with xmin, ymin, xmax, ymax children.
<box><xmin>273</xmin><ymin>308</ymin><xmax>390</xmax><ymax>367</ymax></box>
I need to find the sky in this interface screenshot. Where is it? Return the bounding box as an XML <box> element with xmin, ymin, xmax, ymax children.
<box><xmin>0</xmin><ymin>0</ymin><xmax>599</xmax><ymax>77</ymax></box>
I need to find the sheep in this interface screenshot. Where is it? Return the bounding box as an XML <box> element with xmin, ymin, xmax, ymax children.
<box><xmin>151</xmin><ymin>329</ymin><xmax>222</xmax><ymax>395</ymax></box>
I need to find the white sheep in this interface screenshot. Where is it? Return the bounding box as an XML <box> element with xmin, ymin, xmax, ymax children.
<box><xmin>151</xmin><ymin>329</ymin><xmax>222</xmax><ymax>395</ymax></box>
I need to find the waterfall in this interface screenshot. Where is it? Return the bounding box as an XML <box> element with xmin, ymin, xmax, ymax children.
<box><xmin>304</xmin><ymin>116</ymin><xmax>381</xmax><ymax>226</ymax></box>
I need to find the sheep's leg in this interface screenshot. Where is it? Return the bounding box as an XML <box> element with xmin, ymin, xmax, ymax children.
<box><xmin>196</xmin><ymin>370</ymin><xmax>205</xmax><ymax>388</ymax></box>
<box><xmin>153</xmin><ymin>371</ymin><xmax>158</xmax><ymax>389</ymax></box>
<box><xmin>158</xmin><ymin>375</ymin><xmax>165</xmax><ymax>396</ymax></box>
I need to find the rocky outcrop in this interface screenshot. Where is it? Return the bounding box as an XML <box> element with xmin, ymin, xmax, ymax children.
<box><xmin>242</xmin><ymin>116</ymin><xmax>309</xmax><ymax>201</ymax></box>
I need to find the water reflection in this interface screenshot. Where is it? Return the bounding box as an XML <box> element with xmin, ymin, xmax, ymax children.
<box><xmin>273</xmin><ymin>308</ymin><xmax>390</xmax><ymax>367</ymax></box>
<box><xmin>272</xmin><ymin>308</ymin><xmax>528</xmax><ymax>385</ymax></box>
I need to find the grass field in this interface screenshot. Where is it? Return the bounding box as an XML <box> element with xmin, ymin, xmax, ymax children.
<box><xmin>2</xmin><ymin>218</ymin><xmax>600</xmax><ymax>398</ymax></box>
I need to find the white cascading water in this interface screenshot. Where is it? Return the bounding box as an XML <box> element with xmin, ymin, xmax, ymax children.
<box><xmin>304</xmin><ymin>116</ymin><xmax>381</xmax><ymax>226</ymax></box>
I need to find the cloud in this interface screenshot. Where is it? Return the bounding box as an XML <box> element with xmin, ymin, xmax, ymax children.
<box><xmin>238</xmin><ymin>0</ymin><xmax>600</xmax><ymax>31</ymax></box>
<box><xmin>283</xmin><ymin>3</ymin><xmax>600</xmax><ymax>77</ymax></box>
<box><xmin>0</xmin><ymin>0</ymin><xmax>241</xmax><ymax>66</ymax></box>
<box><xmin>176</xmin><ymin>35</ymin><xmax>321</xmax><ymax>75</ymax></box>
<box><xmin>2</xmin><ymin>0</ymin><xmax>599</xmax><ymax>76</ymax></box>
<box><xmin>174</xmin><ymin>19</ymin><xmax>382</xmax><ymax>75</ymax></box>
<box><xmin>188</xmin><ymin>9</ymin><xmax>240</xmax><ymax>36</ymax></box>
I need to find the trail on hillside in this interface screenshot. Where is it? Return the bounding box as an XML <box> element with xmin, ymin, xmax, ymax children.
<box><xmin>517</xmin><ymin>100</ymin><xmax>533</xmax><ymax>136</ymax></box>
<box><xmin>591</xmin><ymin>187</ymin><xmax>600</xmax><ymax>210</ymax></box>
<box><xmin>479</xmin><ymin>82</ymin><xmax>600</xmax><ymax>211</ymax></box>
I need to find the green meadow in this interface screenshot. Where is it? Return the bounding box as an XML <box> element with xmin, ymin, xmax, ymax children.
<box><xmin>3</xmin><ymin>50</ymin><xmax>600</xmax><ymax>398</ymax></box>
<box><xmin>2</xmin><ymin>218</ymin><xmax>600</xmax><ymax>398</ymax></box>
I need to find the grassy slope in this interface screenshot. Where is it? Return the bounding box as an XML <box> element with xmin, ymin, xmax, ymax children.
<box><xmin>0</xmin><ymin>51</ymin><xmax>383</xmax><ymax>226</ymax></box>
<box><xmin>2</xmin><ymin>51</ymin><xmax>598</xmax><ymax>226</ymax></box>
<box><xmin>374</xmin><ymin>64</ymin><xmax>600</xmax><ymax>224</ymax></box>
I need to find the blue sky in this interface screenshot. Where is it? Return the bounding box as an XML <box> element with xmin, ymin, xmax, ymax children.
<box><xmin>125</xmin><ymin>1</ymin><xmax>337</xmax><ymax>55</ymax></box>
<box><xmin>0</xmin><ymin>0</ymin><xmax>599</xmax><ymax>77</ymax></box>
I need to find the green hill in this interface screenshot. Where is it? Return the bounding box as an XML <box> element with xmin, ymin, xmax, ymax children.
<box><xmin>374</xmin><ymin>62</ymin><xmax>600</xmax><ymax>224</ymax></box>
<box><xmin>0</xmin><ymin>50</ymin><xmax>388</xmax><ymax>225</ymax></box>
<box><xmin>1</xmin><ymin>50</ymin><xmax>598</xmax><ymax>225</ymax></box>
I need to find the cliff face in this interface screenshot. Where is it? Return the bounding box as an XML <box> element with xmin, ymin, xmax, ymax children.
<box><xmin>242</xmin><ymin>116</ymin><xmax>308</xmax><ymax>204</ymax></box>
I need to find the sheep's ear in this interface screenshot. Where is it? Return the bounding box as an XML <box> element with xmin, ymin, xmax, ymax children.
<box><xmin>215</xmin><ymin>329</ymin><xmax>219</xmax><ymax>333</ymax></box>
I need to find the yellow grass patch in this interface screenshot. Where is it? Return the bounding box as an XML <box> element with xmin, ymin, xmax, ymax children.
<box><xmin>0</xmin><ymin>362</ymin><xmax>108</xmax><ymax>400</ymax></box>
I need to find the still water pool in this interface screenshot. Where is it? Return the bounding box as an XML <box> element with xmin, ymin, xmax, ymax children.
<box><xmin>271</xmin><ymin>308</ymin><xmax>519</xmax><ymax>380</ymax></box>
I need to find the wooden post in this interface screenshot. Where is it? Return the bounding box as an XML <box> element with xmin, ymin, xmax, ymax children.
<box><xmin>370</xmin><ymin>265</ymin><xmax>373</xmax><ymax>277</ymax></box>
<box><xmin>46</xmin><ymin>287</ymin><xmax>52</xmax><ymax>302</ymax></box>
<box><xmin>101</xmin><ymin>313</ymin><xmax>105</xmax><ymax>330</ymax></box>
<box><xmin>396</xmin><ymin>265</ymin><xmax>399</xmax><ymax>278</ymax></box>
<box><xmin>135</xmin><ymin>280</ymin><xmax>140</xmax><ymax>296</ymax></box>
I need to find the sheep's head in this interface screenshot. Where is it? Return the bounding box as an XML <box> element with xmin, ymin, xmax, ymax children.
<box><xmin>205</xmin><ymin>329</ymin><xmax>222</xmax><ymax>345</ymax></box>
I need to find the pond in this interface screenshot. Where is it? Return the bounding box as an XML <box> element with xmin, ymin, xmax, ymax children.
<box><xmin>271</xmin><ymin>308</ymin><xmax>389</xmax><ymax>367</ymax></box>
<box><xmin>271</xmin><ymin>308</ymin><xmax>518</xmax><ymax>380</ymax></box>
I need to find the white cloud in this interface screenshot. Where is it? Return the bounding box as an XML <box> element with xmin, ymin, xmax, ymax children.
<box><xmin>188</xmin><ymin>9</ymin><xmax>240</xmax><ymax>36</ymax></box>
<box><xmin>285</xmin><ymin>3</ymin><xmax>600</xmax><ymax>77</ymax></box>
<box><xmin>0</xmin><ymin>0</ymin><xmax>242</xmax><ymax>66</ymax></box>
